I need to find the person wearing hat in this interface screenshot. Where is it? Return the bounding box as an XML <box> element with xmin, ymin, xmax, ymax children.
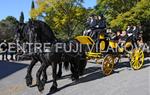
<box><xmin>83</xmin><ymin>14</ymin><xmax>97</xmax><ymax>36</ymax></box>
<box><xmin>91</xmin><ymin>14</ymin><xmax>107</xmax><ymax>40</ymax></box>
<box><xmin>126</xmin><ymin>24</ymin><xmax>133</xmax><ymax>36</ymax></box>
<box><xmin>97</xmin><ymin>14</ymin><xmax>106</xmax><ymax>29</ymax></box>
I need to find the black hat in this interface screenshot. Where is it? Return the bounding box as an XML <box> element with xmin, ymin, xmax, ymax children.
<box><xmin>90</xmin><ymin>14</ymin><xmax>95</xmax><ymax>17</ymax></box>
<box><xmin>99</xmin><ymin>14</ymin><xmax>104</xmax><ymax>18</ymax></box>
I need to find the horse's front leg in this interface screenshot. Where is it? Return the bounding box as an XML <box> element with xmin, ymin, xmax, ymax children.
<box><xmin>41</xmin><ymin>64</ymin><xmax>49</xmax><ymax>85</ymax></box>
<box><xmin>57</xmin><ymin>63</ymin><xmax>62</xmax><ymax>79</ymax></box>
<box><xmin>36</xmin><ymin>63</ymin><xmax>46</xmax><ymax>92</ymax></box>
<box><xmin>25</xmin><ymin>58</ymin><xmax>38</xmax><ymax>87</ymax></box>
<box><xmin>49</xmin><ymin>62</ymin><xmax>58</xmax><ymax>93</ymax></box>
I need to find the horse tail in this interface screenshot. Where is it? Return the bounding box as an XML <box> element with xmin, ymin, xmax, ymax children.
<box><xmin>63</xmin><ymin>61</ymin><xmax>70</xmax><ymax>70</ymax></box>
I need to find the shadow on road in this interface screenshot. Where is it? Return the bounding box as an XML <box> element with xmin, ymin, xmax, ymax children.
<box><xmin>47</xmin><ymin>58</ymin><xmax>150</xmax><ymax>95</ymax></box>
<box><xmin>141</xmin><ymin>59</ymin><xmax>150</xmax><ymax>69</ymax></box>
<box><xmin>47</xmin><ymin>66</ymin><xmax>120</xmax><ymax>95</ymax></box>
<box><xmin>114</xmin><ymin>58</ymin><xmax>150</xmax><ymax>70</ymax></box>
<box><xmin>0</xmin><ymin>61</ymin><xmax>28</xmax><ymax>80</ymax></box>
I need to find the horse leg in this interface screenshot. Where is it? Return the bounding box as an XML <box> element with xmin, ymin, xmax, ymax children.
<box><xmin>70</xmin><ymin>61</ymin><xmax>79</xmax><ymax>81</ymax></box>
<box><xmin>41</xmin><ymin>64</ymin><xmax>49</xmax><ymax>85</ymax></box>
<box><xmin>25</xmin><ymin>58</ymin><xmax>38</xmax><ymax>87</ymax></box>
<box><xmin>36</xmin><ymin>63</ymin><xmax>46</xmax><ymax>92</ymax></box>
<box><xmin>78</xmin><ymin>58</ymin><xmax>87</xmax><ymax>76</ymax></box>
<box><xmin>57</xmin><ymin>63</ymin><xmax>62</xmax><ymax>79</ymax></box>
<box><xmin>50</xmin><ymin>62</ymin><xmax>58</xmax><ymax>93</ymax></box>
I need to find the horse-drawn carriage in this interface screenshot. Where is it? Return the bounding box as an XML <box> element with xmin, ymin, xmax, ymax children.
<box><xmin>14</xmin><ymin>19</ymin><xmax>146</xmax><ymax>93</ymax></box>
<box><xmin>75</xmin><ymin>31</ymin><xmax>145</xmax><ymax>75</ymax></box>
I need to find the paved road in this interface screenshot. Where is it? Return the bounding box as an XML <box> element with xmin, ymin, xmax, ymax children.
<box><xmin>0</xmin><ymin>57</ymin><xmax>150</xmax><ymax>95</ymax></box>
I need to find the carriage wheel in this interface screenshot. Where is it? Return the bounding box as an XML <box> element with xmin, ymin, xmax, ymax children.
<box><xmin>102</xmin><ymin>54</ymin><xmax>114</xmax><ymax>75</ymax></box>
<box><xmin>130</xmin><ymin>48</ymin><xmax>144</xmax><ymax>70</ymax></box>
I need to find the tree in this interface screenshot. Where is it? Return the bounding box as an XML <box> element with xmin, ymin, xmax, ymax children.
<box><xmin>112</xmin><ymin>0</ymin><xmax>150</xmax><ymax>41</ymax></box>
<box><xmin>30</xmin><ymin>0</ymin><xmax>87</xmax><ymax>39</ymax></box>
<box><xmin>95</xmin><ymin>0</ymin><xmax>140</xmax><ymax>26</ymax></box>
<box><xmin>31</xmin><ymin>0</ymin><xmax>35</xmax><ymax>9</ymax></box>
<box><xmin>19</xmin><ymin>11</ymin><xmax>24</xmax><ymax>23</ymax></box>
<box><xmin>30</xmin><ymin>1</ymin><xmax>35</xmax><ymax>19</ymax></box>
<box><xmin>96</xmin><ymin>0</ymin><xmax>150</xmax><ymax>41</ymax></box>
<box><xmin>110</xmin><ymin>0</ymin><xmax>150</xmax><ymax>29</ymax></box>
<box><xmin>96</xmin><ymin>0</ymin><xmax>150</xmax><ymax>29</ymax></box>
<box><xmin>0</xmin><ymin>16</ymin><xmax>18</xmax><ymax>41</ymax></box>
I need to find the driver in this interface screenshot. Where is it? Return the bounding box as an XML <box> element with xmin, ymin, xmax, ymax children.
<box><xmin>83</xmin><ymin>14</ymin><xmax>97</xmax><ymax>36</ymax></box>
<box><xmin>91</xmin><ymin>14</ymin><xmax>107</xmax><ymax>40</ymax></box>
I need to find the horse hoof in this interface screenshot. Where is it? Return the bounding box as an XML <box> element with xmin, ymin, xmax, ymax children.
<box><xmin>71</xmin><ymin>75</ymin><xmax>79</xmax><ymax>81</ymax></box>
<box><xmin>41</xmin><ymin>78</ymin><xmax>47</xmax><ymax>84</ymax></box>
<box><xmin>79</xmin><ymin>72</ymin><xmax>84</xmax><ymax>76</ymax></box>
<box><xmin>71</xmin><ymin>77</ymin><xmax>78</xmax><ymax>81</ymax></box>
<box><xmin>57</xmin><ymin>73</ymin><xmax>62</xmax><ymax>79</ymax></box>
<box><xmin>38</xmin><ymin>83</ymin><xmax>44</xmax><ymax>92</ymax></box>
<box><xmin>25</xmin><ymin>76</ymin><xmax>32</xmax><ymax>87</ymax></box>
<box><xmin>50</xmin><ymin>86</ymin><xmax>58</xmax><ymax>94</ymax></box>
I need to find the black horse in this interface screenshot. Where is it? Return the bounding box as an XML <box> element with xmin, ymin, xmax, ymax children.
<box><xmin>15</xmin><ymin>20</ymin><xmax>62</xmax><ymax>87</ymax></box>
<box><xmin>16</xmin><ymin>19</ymin><xmax>87</xmax><ymax>93</ymax></box>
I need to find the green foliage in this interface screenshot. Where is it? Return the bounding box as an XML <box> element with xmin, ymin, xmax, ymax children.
<box><xmin>30</xmin><ymin>0</ymin><xmax>87</xmax><ymax>39</ymax></box>
<box><xmin>96</xmin><ymin>0</ymin><xmax>150</xmax><ymax>29</ymax></box>
<box><xmin>30</xmin><ymin>0</ymin><xmax>150</xmax><ymax>38</ymax></box>
<box><xmin>0</xmin><ymin>16</ymin><xmax>18</xmax><ymax>41</ymax></box>
<box><xmin>31</xmin><ymin>0</ymin><xmax>35</xmax><ymax>9</ymax></box>
<box><xmin>19</xmin><ymin>12</ymin><xmax>24</xmax><ymax>23</ymax></box>
<box><xmin>30</xmin><ymin>1</ymin><xmax>36</xmax><ymax>19</ymax></box>
<box><xmin>110</xmin><ymin>0</ymin><xmax>150</xmax><ymax>29</ymax></box>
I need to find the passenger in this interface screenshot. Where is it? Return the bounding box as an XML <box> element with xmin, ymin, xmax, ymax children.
<box><xmin>119</xmin><ymin>31</ymin><xmax>128</xmax><ymax>46</ymax></box>
<box><xmin>132</xmin><ymin>25</ymin><xmax>138</xmax><ymax>35</ymax></box>
<box><xmin>126</xmin><ymin>25</ymin><xmax>133</xmax><ymax>36</ymax></box>
<box><xmin>94</xmin><ymin>15</ymin><xmax>99</xmax><ymax>24</ymax></box>
<box><xmin>116</xmin><ymin>29</ymin><xmax>122</xmax><ymax>41</ymax></box>
<box><xmin>127</xmin><ymin>25</ymin><xmax>139</xmax><ymax>42</ymax></box>
<box><xmin>97</xmin><ymin>14</ymin><xmax>106</xmax><ymax>29</ymax></box>
<box><xmin>83</xmin><ymin>14</ymin><xmax>97</xmax><ymax>36</ymax></box>
<box><xmin>107</xmin><ymin>28</ymin><xmax>116</xmax><ymax>39</ymax></box>
<box><xmin>91</xmin><ymin>14</ymin><xmax>107</xmax><ymax>40</ymax></box>
<box><xmin>137</xmin><ymin>24</ymin><xmax>143</xmax><ymax>46</ymax></box>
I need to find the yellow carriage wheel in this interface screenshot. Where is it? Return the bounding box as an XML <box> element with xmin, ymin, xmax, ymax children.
<box><xmin>130</xmin><ymin>48</ymin><xmax>144</xmax><ymax>70</ymax></box>
<box><xmin>102</xmin><ymin>54</ymin><xmax>115</xmax><ymax>75</ymax></box>
<box><xmin>100</xmin><ymin>41</ymin><xmax>105</xmax><ymax>51</ymax></box>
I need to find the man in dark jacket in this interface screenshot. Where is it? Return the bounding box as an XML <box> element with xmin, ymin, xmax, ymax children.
<box><xmin>97</xmin><ymin>14</ymin><xmax>106</xmax><ymax>29</ymax></box>
<box><xmin>92</xmin><ymin>14</ymin><xmax>107</xmax><ymax>40</ymax></box>
<box><xmin>83</xmin><ymin>14</ymin><xmax>97</xmax><ymax>36</ymax></box>
<box><xmin>126</xmin><ymin>25</ymin><xmax>133</xmax><ymax>35</ymax></box>
<box><xmin>88</xmin><ymin>14</ymin><xmax>97</xmax><ymax>29</ymax></box>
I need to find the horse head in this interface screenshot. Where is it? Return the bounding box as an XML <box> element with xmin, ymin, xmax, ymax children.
<box><xmin>25</xmin><ymin>19</ymin><xmax>38</xmax><ymax>43</ymax></box>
